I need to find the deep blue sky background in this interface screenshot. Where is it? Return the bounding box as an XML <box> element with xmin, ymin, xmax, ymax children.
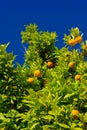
<box><xmin>0</xmin><ymin>0</ymin><xmax>87</xmax><ymax>65</ymax></box>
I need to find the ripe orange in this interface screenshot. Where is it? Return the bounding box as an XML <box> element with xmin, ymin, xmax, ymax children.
<box><xmin>34</xmin><ymin>70</ymin><xmax>41</xmax><ymax>77</ymax></box>
<box><xmin>75</xmin><ymin>36</ymin><xmax>82</xmax><ymax>43</ymax></box>
<box><xmin>47</xmin><ymin>61</ymin><xmax>54</xmax><ymax>68</ymax></box>
<box><xmin>71</xmin><ymin>109</ymin><xmax>79</xmax><ymax>119</ymax></box>
<box><xmin>68</xmin><ymin>39</ymin><xmax>77</xmax><ymax>46</ymax></box>
<box><xmin>68</xmin><ymin>62</ymin><xmax>74</xmax><ymax>68</ymax></box>
<box><xmin>27</xmin><ymin>77</ymin><xmax>34</xmax><ymax>83</ymax></box>
<box><xmin>75</xmin><ymin>74</ymin><xmax>81</xmax><ymax>80</ymax></box>
<box><xmin>68</xmin><ymin>36</ymin><xmax>82</xmax><ymax>46</ymax></box>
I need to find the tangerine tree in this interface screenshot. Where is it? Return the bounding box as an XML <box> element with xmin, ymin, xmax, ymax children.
<box><xmin>0</xmin><ymin>24</ymin><xmax>87</xmax><ymax>129</ymax></box>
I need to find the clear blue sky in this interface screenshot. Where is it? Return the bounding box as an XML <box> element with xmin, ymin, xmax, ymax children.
<box><xmin>0</xmin><ymin>0</ymin><xmax>87</xmax><ymax>65</ymax></box>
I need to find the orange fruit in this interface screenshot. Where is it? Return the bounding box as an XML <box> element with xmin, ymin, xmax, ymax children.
<box><xmin>68</xmin><ymin>39</ymin><xmax>77</xmax><ymax>46</ymax></box>
<box><xmin>47</xmin><ymin>61</ymin><xmax>54</xmax><ymax>68</ymax></box>
<box><xmin>75</xmin><ymin>36</ymin><xmax>82</xmax><ymax>43</ymax></box>
<box><xmin>68</xmin><ymin>36</ymin><xmax>82</xmax><ymax>46</ymax></box>
<box><xmin>34</xmin><ymin>70</ymin><xmax>41</xmax><ymax>77</ymax></box>
<box><xmin>68</xmin><ymin>62</ymin><xmax>74</xmax><ymax>68</ymax></box>
<box><xmin>27</xmin><ymin>77</ymin><xmax>34</xmax><ymax>83</ymax></box>
<box><xmin>75</xmin><ymin>74</ymin><xmax>81</xmax><ymax>80</ymax></box>
<box><xmin>71</xmin><ymin>109</ymin><xmax>79</xmax><ymax>119</ymax></box>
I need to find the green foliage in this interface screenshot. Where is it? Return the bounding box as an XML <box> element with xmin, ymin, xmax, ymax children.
<box><xmin>0</xmin><ymin>24</ymin><xmax>87</xmax><ymax>129</ymax></box>
<box><xmin>70</xmin><ymin>27</ymin><xmax>81</xmax><ymax>37</ymax></box>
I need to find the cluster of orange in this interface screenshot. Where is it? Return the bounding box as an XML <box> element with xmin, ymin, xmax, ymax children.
<box><xmin>27</xmin><ymin>59</ymin><xmax>81</xmax><ymax>119</ymax></box>
<box><xmin>68</xmin><ymin>36</ymin><xmax>82</xmax><ymax>46</ymax></box>
<box><xmin>27</xmin><ymin>70</ymin><xmax>41</xmax><ymax>83</ymax></box>
<box><xmin>27</xmin><ymin>61</ymin><xmax>54</xmax><ymax>84</ymax></box>
<box><xmin>68</xmin><ymin>62</ymin><xmax>80</xmax><ymax>119</ymax></box>
<box><xmin>68</xmin><ymin>61</ymin><xmax>81</xmax><ymax>80</ymax></box>
<box><xmin>27</xmin><ymin>36</ymin><xmax>83</xmax><ymax>84</ymax></box>
<box><xmin>27</xmin><ymin>61</ymin><xmax>81</xmax><ymax>84</ymax></box>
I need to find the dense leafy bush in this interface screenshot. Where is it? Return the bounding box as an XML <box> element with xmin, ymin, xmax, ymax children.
<box><xmin>0</xmin><ymin>24</ymin><xmax>87</xmax><ymax>130</ymax></box>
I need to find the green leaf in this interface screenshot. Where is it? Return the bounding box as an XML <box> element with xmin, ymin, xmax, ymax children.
<box><xmin>64</xmin><ymin>93</ymin><xmax>76</xmax><ymax>99</ymax></box>
<box><xmin>48</xmin><ymin>111</ymin><xmax>55</xmax><ymax>116</ymax></box>
<box><xmin>43</xmin><ymin>125</ymin><xmax>54</xmax><ymax>130</ymax></box>
<box><xmin>30</xmin><ymin>122</ymin><xmax>39</xmax><ymax>130</ymax></box>
<box><xmin>47</xmin><ymin>92</ymin><xmax>52</xmax><ymax>102</ymax></box>
<box><xmin>22</xmin><ymin>100</ymin><xmax>35</xmax><ymax>105</ymax></box>
<box><xmin>43</xmin><ymin>125</ymin><xmax>49</xmax><ymax>130</ymax></box>
<box><xmin>71</xmin><ymin>128</ymin><xmax>83</xmax><ymax>130</ymax></box>
<box><xmin>41</xmin><ymin>115</ymin><xmax>54</xmax><ymax>122</ymax></box>
<box><xmin>70</xmin><ymin>27</ymin><xmax>80</xmax><ymax>37</ymax></box>
<box><xmin>84</xmin><ymin>104</ymin><xmax>87</xmax><ymax>108</ymax></box>
<box><xmin>38</xmin><ymin>98</ymin><xmax>46</xmax><ymax>106</ymax></box>
<box><xmin>57</xmin><ymin>122</ymin><xmax>70</xmax><ymax>129</ymax></box>
<box><xmin>0</xmin><ymin>113</ymin><xmax>5</xmax><ymax>120</ymax></box>
<box><xmin>84</xmin><ymin>112</ymin><xmax>87</xmax><ymax>122</ymax></box>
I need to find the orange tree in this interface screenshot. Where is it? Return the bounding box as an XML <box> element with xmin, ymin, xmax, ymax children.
<box><xmin>0</xmin><ymin>24</ymin><xmax>87</xmax><ymax>129</ymax></box>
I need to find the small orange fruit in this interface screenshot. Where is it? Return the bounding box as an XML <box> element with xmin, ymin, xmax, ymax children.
<box><xmin>68</xmin><ymin>36</ymin><xmax>82</xmax><ymax>46</ymax></box>
<box><xmin>27</xmin><ymin>77</ymin><xmax>34</xmax><ymax>83</ymax></box>
<box><xmin>68</xmin><ymin>39</ymin><xmax>77</xmax><ymax>46</ymax></box>
<box><xmin>47</xmin><ymin>61</ymin><xmax>54</xmax><ymax>68</ymax></box>
<box><xmin>68</xmin><ymin>62</ymin><xmax>74</xmax><ymax>68</ymax></box>
<box><xmin>75</xmin><ymin>36</ymin><xmax>83</xmax><ymax>43</ymax></box>
<box><xmin>75</xmin><ymin>74</ymin><xmax>81</xmax><ymax>80</ymax></box>
<box><xmin>34</xmin><ymin>70</ymin><xmax>41</xmax><ymax>77</ymax></box>
<box><xmin>71</xmin><ymin>109</ymin><xmax>79</xmax><ymax>119</ymax></box>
